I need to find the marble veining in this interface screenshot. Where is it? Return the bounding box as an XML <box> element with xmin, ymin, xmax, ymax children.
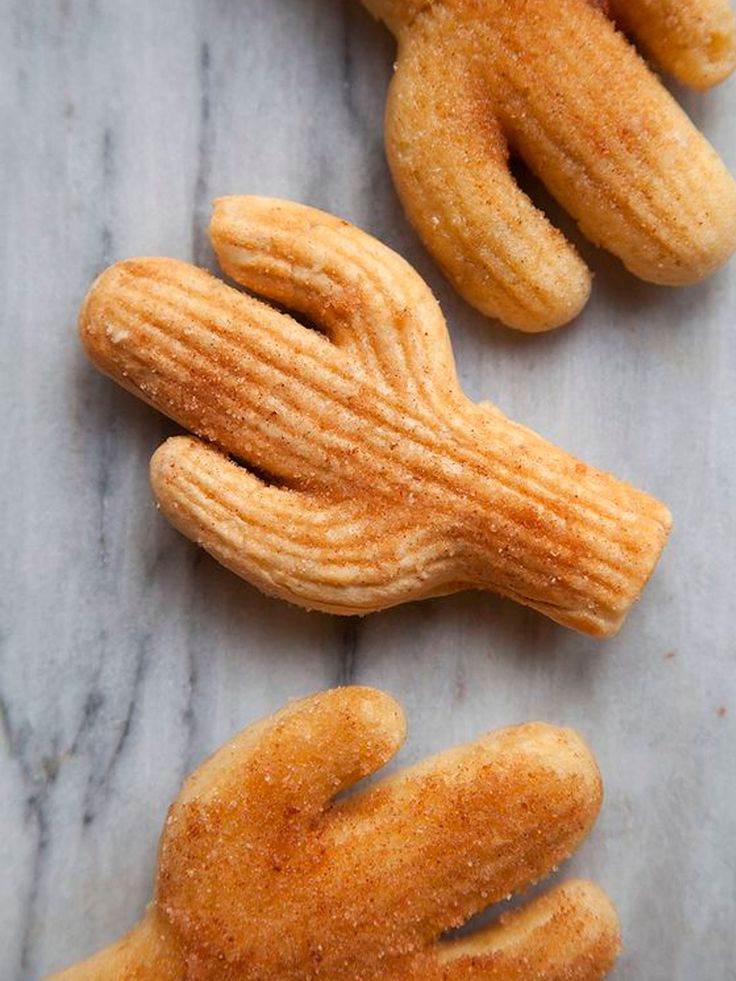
<box><xmin>1</xmin><ymin>1</ymin><xmax>735</xmax><ymax>978</ymax></box>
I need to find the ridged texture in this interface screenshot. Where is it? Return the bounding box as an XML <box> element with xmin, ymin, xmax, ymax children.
<box><xmin>609</xmin><ymin>0</ymin><xmax>736</xmax><ymax>88</ymax></box>
<box><xmin>363</xmin><ymin>0</ymin><xmax>736</xmax><ymax>330</ymax></box>
<box><xmin>79</xmin><ymin>196</ymin><xmax>671</xmax><ymax>636</ymax></box>
<box><xmin>47</xmin><ymin>687</ymin><xmax>621</xmax><ymax>980</ymax></box>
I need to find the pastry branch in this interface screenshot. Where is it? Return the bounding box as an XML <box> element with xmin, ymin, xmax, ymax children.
<box><xmin>80</xmin><ymin>197</ymin><xmax>671</xmax><ymax>636</ymax></box>
<box><xmin>48</xmin><ymin>688</ymin><xmax>620</xmax><ymax>980</ymax></box>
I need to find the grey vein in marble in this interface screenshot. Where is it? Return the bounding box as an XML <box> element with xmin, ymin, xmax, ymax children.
<box><xmin>1</xmin><ymin>1</ymin><xmax>735</xmax><ymax>979</ymax></box>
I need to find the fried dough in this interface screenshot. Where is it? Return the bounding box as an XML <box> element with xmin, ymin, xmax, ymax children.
<box><xmin>362</xmin><ymin>0</ymin><xmax>736</xmax><ymax>329</ymax></box>
<box><xmin>80</xmin><ymin>197</ymin><xmax>671</xmax><ymax>635</ymax></box>
<box><xmin>48</xmin><ymin>688</ymin><xmax>620</xmax><ymax>980</ymax></box>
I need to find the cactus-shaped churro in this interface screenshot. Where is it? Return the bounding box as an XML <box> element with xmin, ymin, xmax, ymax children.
<box><xmin>360</xmin><ymin>0</ymin><xmax>736</xmax><ymax>330</ymax></box>
<box><xmin>48</xmin><ymin>687</ymin><xmax>621</xmax><ymax>981</ymax></box>
<box><xmin>80</xmin><ymin>197</ymin><xmax>671</xmax><ymax>637</ymax></box>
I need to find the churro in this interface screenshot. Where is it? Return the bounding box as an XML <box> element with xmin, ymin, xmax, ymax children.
<box><xmin>80</xmin><ymin>197</ymin><xmax>671</xmax><ymax>636</ymax></box>
<box><xmin>48</xmin><ymin>687</ymin><xmax>620</xmax><ymax>980</ymax></box>
<box><xmin>361</xmin><ymin>0</ymin><xmax>736</xmax><ymax>329</ymax></box>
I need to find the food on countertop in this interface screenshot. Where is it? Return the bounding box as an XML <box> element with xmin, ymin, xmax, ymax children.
<box><xmin>80</xmin><ymin>196</ymin><xmax>671</xmax><ymax>636</ymax></box>
<box><xmin>48</xmin><ymin>686</ymin><xmax>620</xmax><ymax>980</ymax></box>
<box><xmin>360</xmin><ymin>0</ymin><xmax>736</xmax><ymax>330</ymax></box>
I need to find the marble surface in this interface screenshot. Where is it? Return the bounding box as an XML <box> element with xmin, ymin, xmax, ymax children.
<box><xmin>2</xmin><ymin>2</ymin><xmax>735</xmax><ymax>978</ymax></box>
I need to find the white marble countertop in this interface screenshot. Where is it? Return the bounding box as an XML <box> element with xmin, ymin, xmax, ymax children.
<box><xmin>2</xmin><ymin>2</ymin><xmax>735</xmax><ymax>978</ymax></box>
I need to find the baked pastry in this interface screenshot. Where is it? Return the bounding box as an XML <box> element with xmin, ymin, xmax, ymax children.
<box><xmin>360</xmin><ymin>0</ymin><xmax>736</xmax><ymax>330</ymax></box>
<box><xmin>80</xmin><ymin>196</ymin><xmax>671</xmax><ymax>636</ymax></box>
<box><xmin>47</xmin><ymin>686</ymin><xmax>621</xmax><ymax>980</ymax></box>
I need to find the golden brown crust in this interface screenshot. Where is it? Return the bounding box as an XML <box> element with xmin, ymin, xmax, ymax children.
<box><xmin>385</xmin><ymin>46</ymin><xmax>592</xmax><ymax>331</ymax></box>
<box><xmin>609</xmin><ymin>0</ymin><xmax>736</xmax><ymax>88</ymax></box>
<box><xmin>47</xmin><ymin>688</ymin><xmax>620</xmax><ymax>981</ymax></box>
<box><xmin>364</xmin><ymin>0</ymin><xmax>736</xmax><ymax>329</ymax></box>
<box><xmin>425</xmin><ymin>880</ymin><xmax>622</xmax><ymax>980</ymax></box>
<box><xmin>80</xmin><ymin>196</ymin><xmax>671</xmax><ymax>636</ymax></box>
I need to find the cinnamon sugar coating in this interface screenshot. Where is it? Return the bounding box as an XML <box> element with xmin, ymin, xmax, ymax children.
<box><xmin>79</xmin><ymin>197</ymin><xmax>671</xmax><ymax>636</ymax></box>
<box><xmin>48</xmin><ymin>687</ymin><xmax>621</xmax><ymax>980</ymax></box>
<box><xmin>361</xmin><ymin>0</ymin><xmax>736</xmax><ymax>330</ymax></box>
